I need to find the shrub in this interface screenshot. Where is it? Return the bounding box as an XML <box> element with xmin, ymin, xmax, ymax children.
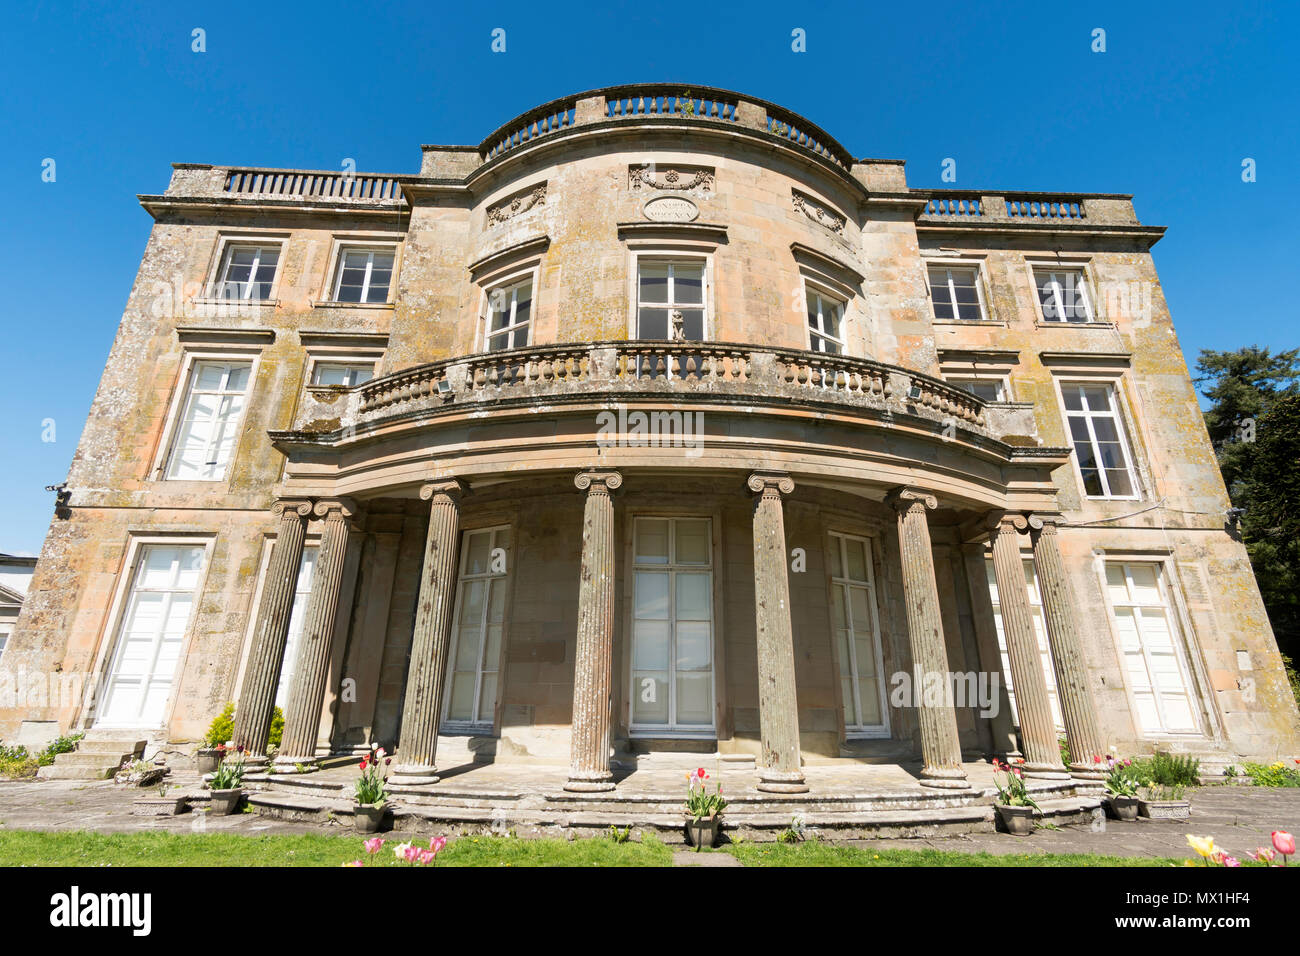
<box><xmin>1130</xmin><ymin>752</ymin><xmax>1200</xmax><ymax>788</ymax></box>
<box><xmin>203</xmin><ymin>702</ymin><xmax>235</xmax><ymax>748</ymax></box>
<box><xmin>269</xmin><ymin>706</ymin><xmax>284</xmax><ymax>751</ymax></box>
<box><xmin>1058</xmin><ymin>735</ymin><xmax>1071</xmax><ymax>769</ymax></box>
<box><xmin>1241</xmin><ymin>761</ymin><xmax>1300</xmax><ymax>788</ymax></box>
<box><xmin>35</xmin><ymin>732</ymin><xmax>84</xmax><ymax>767</ymax></box>
<box><xmin>0</xmin><ymin>742</ymin><xmax>38</xmax><ymax>779</ymax></box>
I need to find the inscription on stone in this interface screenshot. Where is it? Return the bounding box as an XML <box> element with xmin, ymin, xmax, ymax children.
<box><xmin>642</xmin><ymin>196</ymin><xmax>699</xmax><ymax>222</ymax></box>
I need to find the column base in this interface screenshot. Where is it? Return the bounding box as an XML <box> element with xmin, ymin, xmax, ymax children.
<box><xmin>389</xmin><ymin>764</ymin><xmax>440</xmax><ymax>787</ymax></box>
<box><xmin>240</xmin><ymin>754</ymin><xmax>271</xmax><ymax>772</ymax></box>
<box><xmin>564</xmin><ymin>767</ymin><xmax>615</xmax><ymax>792</ymax></box>
<box><xmin>1068</xmin><ymin>762</ymin><xmax>1108</xmax><ymax>781</ymax></box>
<box><xmin>758</xmin><ymin>768</ymin><xmax>809</xmax><ymax>794</ymax></box>
<box><xmin>1022</xmin><ymin>761</ymin><xmax>1071</xmax><ymax>780</ymax></box>
<box><xmin>270</xmin><ymin>755</ymin><xmax>318</xmax><ymax>773</ymax></box>
<box><xmin>919</xmin><ymin>766</ymin><xmax>971</xmax><ymax>789</ymax></box>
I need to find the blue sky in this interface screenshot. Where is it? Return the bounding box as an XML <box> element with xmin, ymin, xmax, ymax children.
<box><xmin>1</xmin><ymin>1</ymin><xmax>1295</xmax><ymax>554</ymax></box>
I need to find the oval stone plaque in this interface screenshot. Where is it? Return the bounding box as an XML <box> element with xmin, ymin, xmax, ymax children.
<box><xmin>643</xmin><ymin>196</ymin><xmax>699</xmax><ymax>222</ymax></box>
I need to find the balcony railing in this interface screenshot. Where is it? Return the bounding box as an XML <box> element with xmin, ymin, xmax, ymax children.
<box><xmin>342</xmin><ymin>341</ymin><xmax>986</xmax><ymax>434</ymax></box>
<box><xmin>222</xmin><ymin>168</ymin><xmax>408</xmax><ymax>202</ymax></box>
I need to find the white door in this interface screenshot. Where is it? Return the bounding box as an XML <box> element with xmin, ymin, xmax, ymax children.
<box><xmin>274</xmin><ymin>546</ymin><xmax>319</xmax><ymax>710</ymax></box>
<box><xmin>442</xmin><ymin>527</ymin><xmax>510</xmax><ymax>731</ymax></box>
<box><xmin>630</xmin><ymin>517</ymin><xmax>715</xmax><ymax>734</ymax></box>
<box><xmin>97</xmin><ymin>545</ymin><xmax>206</xmax><ymax>728</ymax></box>
<box><xmin>829</xmin><ymin>532</ymin><xmax>889</xmax><ymax>736</ymax></box>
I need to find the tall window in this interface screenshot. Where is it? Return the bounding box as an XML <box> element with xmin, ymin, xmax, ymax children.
<box><xmin>806</xmin><ymin>288</ymin><xmax>846</xmax><ymax>354</ymax></box>
<box><xmin>333</xmin><ymin>248</ymin><xmax>395</xmax><ymax>303</ymax></box>
<box><xmin>1105</xmin><ymin>562</ymin><xmax>1199</xmax><ymax>735</ymax></box>
<box><xmin>485</xmin><ymin>277</ymin><xmax>532</xmax><ymax>351</ymax></box>
<box><xmin>217</xmin><ymin>243</ymin><xmax>279</xmax><ymax>301</ymax></box>
<box><xmin>986</xmin><ymin>559</ymin><xmax>1064</xmax><ymax>731</ymax></box>
<box><xmin>443</xmin><ymin>527</ymin><xmax>510</xmax><ymax>729</ymax></box>
<box><xmin>928</xmin><ymin>265</ymin><xmax>985</xmax><ymax>321</ymax></box>
<box><xmin>98</xmin><ymin>545</ymin><xmax>206</xmax><ymax>728</ymax></box>
<box><xmin>273</xmin><ymin>546</ymin><xmax>319</xmax><ymax>710</ymax></box>
<box><xmin>630</xmin><ymin>517</ymin><xmax>714</xmax><ymax>733</ymax></box>
<box><xmin>312</xmin><ymin>363</ymin><xmax>374</xmax><ymax>386</ymax></box>
<box><xmin>828</xmin><ymin>533</ymin><xmax>887</xmax><ymax>735</ymax></box>
<box><xmin>165</xmin><ymin>360</ymin><xmax>252</xmax><ymax>481</ymax></box>
<box><xmin>1034</xmin><ymin>268</ymin><xmax>1093</xmax><ymax>323</ymax></box>
<box><xmin>637</xmin><ymin>260</ymin><xmax>705</xmax><ymax>340</ymax></box>
<box><xmin>1061</xmin><ymin>383</ymin><xmax>1138</xmax><ymax>499</ymax></box>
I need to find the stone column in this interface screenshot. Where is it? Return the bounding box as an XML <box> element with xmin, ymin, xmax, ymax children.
<box><xmin>566</xmin><ymin>470</ymin><xmax>622</xmax><ymax>792</ymax></box>
<box><xmin>233</xmin><ymin>499</ymin><xmax>312</xmax><ymax>764</ymax></box>
<box><xmin>748</xmin><ymin>472</ymin><xmax>807</xmax><ymax>793</ymax></box>
<box><xmin>275</xmin><ymin>498</ymin><xmax>357</xmax><ymax>771</ymax></box>
<box><xmin>987</xmin><ymin>513</ymin><xmax>1068</xmax><ymax>778</ymax></box>
<box><xmin>1029</xmin><ymin>514</ymin><xmax>1108</xmax><ymax>779</ymax></box>
<box><xmin>886</xmin><ymin>488</ymin><xmax>969</xmax><ymax>789</ymax></box>
<box><xmin>391</xmin><ymin>479</ymin><xmax>466</xmax><ymax>786</ymax></box>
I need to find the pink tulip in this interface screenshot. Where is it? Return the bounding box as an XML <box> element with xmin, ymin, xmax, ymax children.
<box><xmin>402</xmin><ymin>844</ymin><xmax>421</xmax><ymax>863</ymax></box>
<box><xmin>417</xmin><ymin>849</ymin><xmax>435</xmax><ymax>865</ymax></box>
<box><xmin>1223</xmin><ymin>856</ymin><xmax>1240</xmax><ymax>868</ymax></box>
<box><xmin>364</xmin><ymin>838</ymin><xmax>384</xmax><ymax>854</ymax></box>
<box><xmin>1272</xmin><ymin>831</ymin><xmax>1295</xmax><ymax>857</ymax></box>
<box><xmin>430</xmin><ymin>836</ymin><xmax>448</xmax><ymax>854</ymax></box>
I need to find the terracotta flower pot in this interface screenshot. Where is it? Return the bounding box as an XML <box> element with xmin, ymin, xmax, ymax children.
<box><xmin>685</xmin><ymin>816</ymin><xmax>720</xmax><ymax>849</ymax></box>
<box><xmin>1105</xmin><ymin>795</ymin><xmax>1140</xmax><ymax>821</ymax></box>
<box><xmin>196</xmin><ymin>749</ymin><xmax>223</xmax><ymax>774</ymax></box>
<box><xmin>995</xmin><ymin>803</ymin><xmax>1035</xmax><ymax>836</ymax></box>
<box><xmin>209</xmin><ymin>788</ymin><xmax>243</xmax><ymax>815</ymax></box>
<box><xmin>354</xmin><ymin>804</ymin><xmax>387</xmax><ymax>833</ymax></box>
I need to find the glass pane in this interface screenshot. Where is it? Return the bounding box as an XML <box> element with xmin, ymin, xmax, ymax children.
<box><xmin>675</xmin><ymin>573</ymin><xmax>711</xmax><ymax>620</ymax></box>
<box><xmin>635</xmin><ymin>520</ymin><xmax>669</xmax><ymax>564</ymax></box>
<box><xmin>857</xmin><ymin>678</ymin><xmax>881</xmax><ymax>724</ymax></box>
<box><xmin>680</xmin><ymin>310</ymin><xmax>705</xmax><ymax>340</ymax></box>
<box><xmin>632</xmin><ymin>673</ymin><xmax>668</xmax><ymax>724</ymax></box>
<box><xmin>638</xmin><ymin>263</ymin><xmax>669</xmax><ymax>302</ymax></box>
<box><xmin>634</xmin><ymin>571</ymin><xmax>669</xmax><ymax>618</ymax></box>
<box><xmin>845</xmin><ymin>539</ymin><xmax>868</xmax><ymax>582</ymax></box>
<box><xmin>675</xmin><ymin>620</ymin><xmax>711</xmax><ymax>670</ymax></box>
<box><xmin>673</xmin><ymin>264</ymin><xmax>704</xmax><ymax>304</ymax></box>
<box><xmin>1105</xmin><ymin>468</ymin><xmax>1134</xmax><ymax>497</ymax></box>
<box><xmin>633</xmin><ymin>620</ymin><xmax>670</xmax><ymax>670</ymax></box>
<box><xmin>828</xmin><ymin>538</ymin><xmax>843</xmax><ymax>579</ymax></box>
<box><xmin>638</xmin><ymin>308</ymin><xmax>668</xmax><ymax>339</ymax></box>
<box><xmin>460</xmin><ymin>579</ymin><xmax>486</xmax><ymax>624</ymax></box>
<box><xmin>455</xmin><ymin>624</ymin><xmax>483</xmax><ymax>670</ymax></box>
<box><xmin>1062</xmin><ymin>387</ymin><xmax>1084</xmax><ymax>412</ymax></box>
<box><xmin>477</xmin><ymin>673</ymin><xmax>498</xmax><ymax>723</ymax></box>
<box><xmin>675</xmin><ymin>673</ymin><xmax>712</xmax><ymax>724</ymax></box>
<box><xmin>447</xmin><ymin>673</ymin><xmax>476</xmax><ymax>721</ymax></box>
<box><xmin>314</xmin><ymin>365</ymin><xmax>348</xmax><ymax>386</ymax></box>
<box><xmin>674</xmin><ymin>519</ymin><xmax>710</xmax><ymax>564</ymax></box>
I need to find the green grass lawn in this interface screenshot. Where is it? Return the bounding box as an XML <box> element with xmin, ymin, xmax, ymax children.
<box><xmin>725</xmin><ymin>841</ymin><xmax>1182</xmax><ymax>867</ymax></box>
<box><xmin>0</xmin><ymin>829</ymin><xmax>674</xmax><ymax>867</ymax></box>
<box><xmin>0</xmin><ymin>828</ymin><xmax>1194</xmax><ymax>866</ymax></box>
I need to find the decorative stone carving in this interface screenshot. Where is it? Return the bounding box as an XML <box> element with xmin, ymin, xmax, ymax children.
<box><xmin>629</xmin><ymin>164</ymin><xmax>714</xmax><ymax>192</ymax></box>
<box><xmin>486</xmin><ymin>183</ymin><xmax>547</xmax><ymax>227</ymax></box>
<box><xmin>792</xmin><ymin>189</ymin><xmax>846</xmax><ymax>235</ymax></box>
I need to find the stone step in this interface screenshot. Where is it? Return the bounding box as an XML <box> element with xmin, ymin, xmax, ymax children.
<box><xmin>77</xmin><ymin>739</ymin><xmax>147</xmax><ymax>756</ymax></box>
<box><xmin>38</xmin><ymin>759</ymin><xmax>123</xmax><ymax>781</ymax></box>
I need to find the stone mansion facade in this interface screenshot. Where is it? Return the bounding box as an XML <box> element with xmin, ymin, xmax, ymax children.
<box><xmin>3</xmin><ymin>84</ymin><xmax>1296</xmax><ymax>791</ymax></box>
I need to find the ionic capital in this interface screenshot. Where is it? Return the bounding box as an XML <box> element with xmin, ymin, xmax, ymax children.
<box><xmin>419</xmin><ymin>478</ymin><xmax>466</xmax><ymax>503</ymax></box>
<box><xmin>313</xmin><ymin>497</ymin><xmax>359</xmax><ymax>521</ymax></box>
<box><xmin>985</xmin><ymin>511</ymin><xmax>1029</xmax><ymax>535</ymax></box>
<box><xmin>1027</xmin><ymin>513</ymin><xmax>1066</xmax><ymax>535</ymax></box>
<box><xmin>885</xmin><ymin>486</ymin><xmax>937</xmax><ymax>514</ymax></box>
<box><xmin>574</xmin><ymin>470</ymin><xmax>623</xmax><ymax>494</ymax></box>
<box><xmin>272</xmin><ymin>498</ymin><xmax>313</xmax><ymax>519</ymax></box>
<box><xmin>747</xmin><ymin>471</ymin><xmax>795</xmax><ymax>498</ymax></box>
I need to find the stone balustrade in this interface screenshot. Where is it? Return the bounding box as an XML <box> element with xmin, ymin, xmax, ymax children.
<box><xmin>920</xmin><ymin>190</ymin><xmax>1141</xmax><ymax>227</ymax></box>
<box><xmin>292</xmin><ymin>340</ymin><xmax>989</xmax><ymax>439</ymax></box>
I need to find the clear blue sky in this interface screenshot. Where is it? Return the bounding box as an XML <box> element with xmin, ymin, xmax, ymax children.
<box><xmin>1</xmin><ymin>1</ymin><xmax>1295</xmax><ymax>555</ymax></box>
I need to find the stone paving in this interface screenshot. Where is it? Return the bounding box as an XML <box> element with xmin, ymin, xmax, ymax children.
<box><xmin>2</xmin><ymin>767</ymin><xmax>1296</xmax><ymax>865</ymax></box>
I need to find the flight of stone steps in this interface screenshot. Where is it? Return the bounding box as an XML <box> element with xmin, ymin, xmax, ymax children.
<box><xmin>37</xmin><ymin>731</ymin><xmax>146</xmax><ymax>780</ymax></box>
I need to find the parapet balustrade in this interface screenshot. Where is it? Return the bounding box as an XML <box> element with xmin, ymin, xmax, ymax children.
<box><xmin>290</xmin><ymin>341</ymin><xmax>989</xmax><ymax>439</ymax></box>
<box><xmin>221</xmin><ymin>168</ymin><xmax>410</xmax><ymax>202</ymax></box>
<box><xmin>921</xmin><ymin>190</ymin><xmax>1139</xmax><ymax>227</ymax></box>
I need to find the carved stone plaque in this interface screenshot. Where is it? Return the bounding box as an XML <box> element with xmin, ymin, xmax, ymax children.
<box><xmin>642</xmin><ymin>197</ymin><xmax>699</xmax><ymax>222</ymax></box>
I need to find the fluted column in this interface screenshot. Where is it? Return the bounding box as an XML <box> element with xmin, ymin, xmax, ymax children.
<box><xmin>391</xmin><ymin>479</ymin><xmax>466</xmax><ymax>786</ymax></box>
<box><xmin>566</xmin><ymin>470</ymin><xmax>622</xmax><ymax>792</ymax></box>
<box><xmin>274</xmin><ymin>498</ymin><xmax>357</xmax><ymax>771</ymax></box>
<box><xmin>886</xmin><ymin>488</ymin><xmax>969</xmax><ymax>789</ymax></box>
<box><xmin>987</xmin><ymin>512</ymin><xmax>1068</xmax><ymax>778</ymax></box>
<box><xmin>233</xmin><ymin>499</ymin><xmax>312</xmax><ymax>764</ymax></box>
<box><xmin>748</xmin><ymin>472</ymin><xmax>807</xmax><ymax>793</ymax></box>
<box><xmin>1029</xmin><ymin>514</ymin><xmax>1108</xmax><ymax>779</ymax></box>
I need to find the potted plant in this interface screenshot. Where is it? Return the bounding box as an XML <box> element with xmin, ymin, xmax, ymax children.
<box><xmin>991</xmin><ymin>758</ymin><xmax>1039</xmax><ymax>835</ymax></box>
<box><xmin>1138</xmin><ymin>783</ymin><xmax>1190</xmax><ymax>819</ymax></box>
<box><xmin>683</xmin><ymin>767</ymin><xmax>727</xmax><ymax>850</ymax></box>
<box><xmin>132</xmin><ymin>783</ymin><xmax>188</xmax><ymax>817</ymax></box>
<box><xmin>353</xmin><ymin>745</ymin><xmax>391</xmax><ymax>833</ymax></box>
<box><xmin>197</xmin><ymin>703</ymin><xmax>235</xmax><ymax>773</ymax></box>
<box><xmin>1103</xmin><ymin>756</ymin><xmax>1142</xmax><ymax>821</ymax></box>
<box><xmin>207</xmin><ymin>746</ymin><xmax>247</xmax><ymax>814</ymax></box>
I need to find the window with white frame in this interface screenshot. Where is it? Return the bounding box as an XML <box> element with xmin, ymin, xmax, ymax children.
<box><xmin>484</xmin><ymin>277</ymin><xmax>533</xmax><ymax>352</ymax></box>
<box><xmin>630</xmin><ymin>517</ymin><xmax>715</xmax><ymax>733</ymax></box>
<box><xmin>0</xmin><ymin>628</ymin><xmax>8</xmax><ymax>663</ymax></box>
<box><xmin>986</xmin><ymin>559</ymin><xmax>1064</xmax><ymax>732</ymax></box>
<box><xmin>333</xmin><ymin>248</ymin><xmax>395</xmax><ymax>304</ymax></box>
<box><xmin>948</xmin><ymin>378</ymin><xmax>1006</xmax><ymax>402</ymax></box>
<box><xmin>216</xmin><ymin>243</ymin><xmax>280</xmax><ymax>301</ymax></box>
<box><xmin>1105</xmin><ymin>562</ymin><xmax>1199</xmax><ymax>735</ymax></box>
<box><xmin>1061</xmin><ymin>382</ymin><xmax>1138</xmax><ymax>498</ymax></box>
<box><xmin>443</xmin><ymin>527</ymin><xmax>510</xmax><ymax>730</ymax></box>
<box><xmin>928</xmin><ymin>265</ymin><xmax>986</xmax><ymax>321</ymax></box>
<box><xmin>806</xmin><ymin>287</ymin><xmax>846</xmax><ymax>354</ymax></box>
<box><xmin>828</xmin><ymin>532</ymin><xmax>888</xmax><ymax>735</ymax></box>
<box><xmin>637</xmin><ymin>260</ymin><xmax>705</xmax><ymax>340</ymax></box>
<box><xmin>165</xmin><ymin>360</ymin><xmax>253</xmax><ymax>481</ymax></box>
<box><xmin>273</xmin><ymin>546</ymin><xmax>319</xmax><ymax>710</ymax></box>
<box><xmin>311</xmin><ymin>362</ymin><xmax>374</xmax><ymax>386</ymax></box>
<box><xmin>1034</xmin><ymin>268</ymin><xmax>1093</xmax><ymax>323</ymax></box>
